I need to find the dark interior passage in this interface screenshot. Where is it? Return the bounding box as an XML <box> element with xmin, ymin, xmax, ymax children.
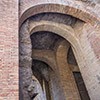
<box><xmin>73</xmin><ymin>72</ymin><xmax>90</xmax><ymax>100</ymax></box>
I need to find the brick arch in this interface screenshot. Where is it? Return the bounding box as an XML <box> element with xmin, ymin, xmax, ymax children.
<box><xmin>19</xmin><ymin>19</ymin><xmax>83</xmax><ymax>99</ymax></box>
<box><xmin>28</xmin><ymin>20</ymin><xmax>100</xmax><ymax>99</ymax></box>
<box><xmin>20</xmin><ymin>15</ymin><xmax>100</xmax><ymax>99</ymax></box>
<box><xmin>29</xmin><ymin>21</ymin><xmax>83</xmax><ymax>64</ymax></box>
<box><xmin>20</xmin><ymin>3</ymin><xmax>99</xmax><ymax>26</ymax></box>
<box><xmin>29</xmin><ymin>21</ymin><xmax>79</xmax><ymax>51</ymax></box>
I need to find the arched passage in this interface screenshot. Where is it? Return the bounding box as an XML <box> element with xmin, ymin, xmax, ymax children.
<box><xmin>31</xmin><ymin>31</ymin><xmax>90</xmax><ymax>100</ymax></box>
<box><xmin>28</xmin><ymin>20</ymin><xmax>87</xmax><ymax>74</ymax></box>
<box><xmin>28</xmin><ymin>20</ymin><xmax>100</xmax><ymax>100</ymax></box>
<box><xmin>19</xmin><ymin>3</ymin><xmax>100</xmax><ymax>99</ymax></box>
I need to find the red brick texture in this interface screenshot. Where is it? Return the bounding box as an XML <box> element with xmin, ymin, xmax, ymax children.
<box><xmin>0</xmin><ymin>0</ymin><xmax>19</xmax><ymax>100</ymax></box>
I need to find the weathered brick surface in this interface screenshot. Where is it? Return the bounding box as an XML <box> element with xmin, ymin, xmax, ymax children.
<box><xmin>0</xmin><ymin>0</ymin><xmax>100</xmax><ymax>100</ymax></box>
<box><xmin>0</xmin><ymin>0</ymin><xmax>19</xmax><ymax>100</ymax></box>
<box><xmin>20</xmin><ymin>0</ymin><xmax>100</xmax><ymax>26</ymax></box>
<box><xmin>74</xmin><ymin>23</ymin><xmax>100</xmax><ymax>100</ymax></box>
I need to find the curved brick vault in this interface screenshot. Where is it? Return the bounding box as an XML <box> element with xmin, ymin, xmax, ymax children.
<box><xmin>19</xmin><ymin>0</ymin><xmax>100</xmax><ymax>26</ymax></box>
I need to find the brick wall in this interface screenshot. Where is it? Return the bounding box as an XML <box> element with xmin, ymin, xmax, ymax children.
<box><xmin>0</xmin><ymin>0</ymin><xmax>19</xmax><ymax>100</ymax></box>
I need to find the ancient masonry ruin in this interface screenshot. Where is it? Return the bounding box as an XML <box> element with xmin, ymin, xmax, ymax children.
<box><xmin>0</xmin><ymin>0</ymin><xmax>100</xmax><ymax>100</ymax></box>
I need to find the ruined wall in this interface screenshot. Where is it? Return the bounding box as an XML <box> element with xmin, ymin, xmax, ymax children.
<box><xmin>0</xmin><ymin>0</ymin><xmax>100</xmax><ymax>100</ymax></box>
